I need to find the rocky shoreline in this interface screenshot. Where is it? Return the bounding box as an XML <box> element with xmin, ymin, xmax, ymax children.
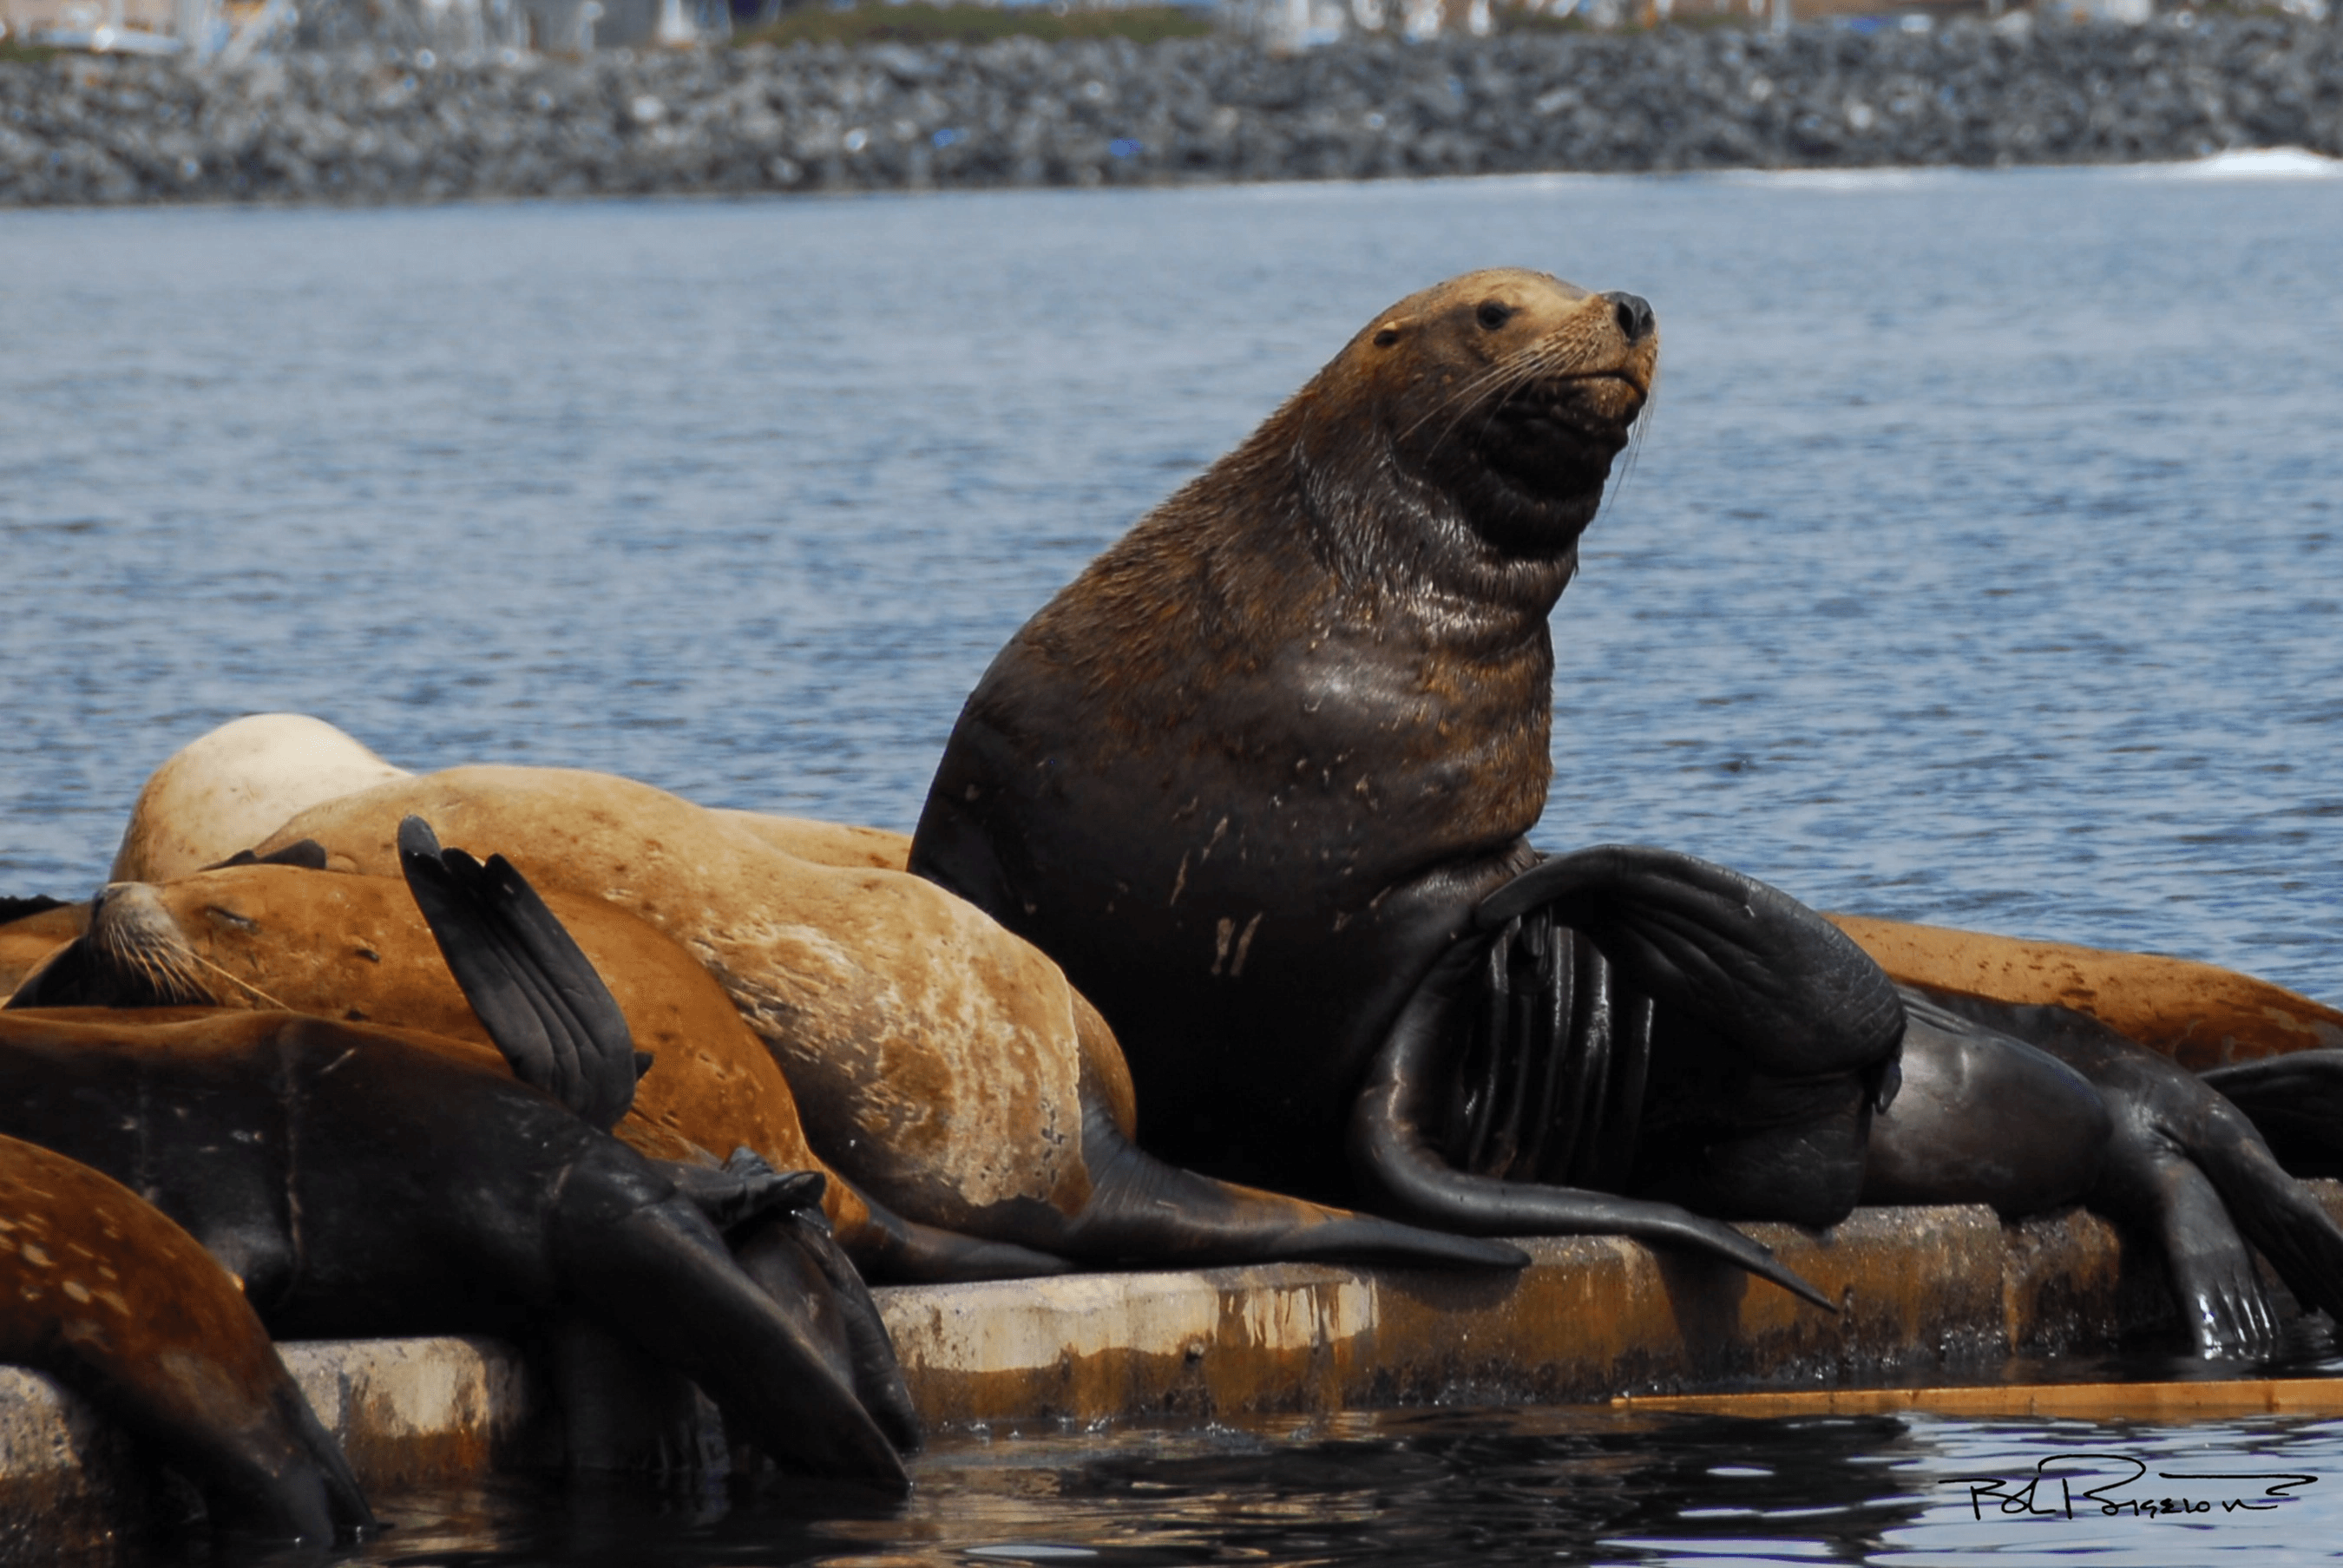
<box><xmin>3</xmin><ymin>15</ymin><xmax>2339</xmax><ymax>207</ymax></box>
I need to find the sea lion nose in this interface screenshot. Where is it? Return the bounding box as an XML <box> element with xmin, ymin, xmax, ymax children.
<box><xmin>1603</xmin><ymin>292</ymin><xmax>1656</xmax><ymax>344</ymax></box>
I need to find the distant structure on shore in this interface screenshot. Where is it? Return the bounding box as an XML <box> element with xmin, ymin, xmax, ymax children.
<box><xmin>1</xmin><ymin>0</ymin><xmax>2328</xmax><ymax>58</ymax></box>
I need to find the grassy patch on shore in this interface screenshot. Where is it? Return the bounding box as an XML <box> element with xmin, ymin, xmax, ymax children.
<box><xmin>735</xmin><ymin>1</ymin><xmax>1215</xmax><ymax>46</ymax></box>
<box><xmin>0</xmin><ymin>38</ymin><xmax>62</xmax><ymax>61</ymax></box>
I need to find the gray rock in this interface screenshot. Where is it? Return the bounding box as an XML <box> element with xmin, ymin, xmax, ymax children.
<box><xmin>1</xmin><ymin>16</ymin><xmax>2338</xmax><ymax>207</ymax></box>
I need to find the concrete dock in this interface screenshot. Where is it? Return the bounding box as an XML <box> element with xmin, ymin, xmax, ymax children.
<box><xmin>3</xmin><ymin>1195</ymin><xmax>2333</xmax><ymax>1554</ymax></box>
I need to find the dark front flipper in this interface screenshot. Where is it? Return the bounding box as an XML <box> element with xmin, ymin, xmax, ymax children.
<box><xmin>732</xmin><ymin>1205</ymin><xmax>923</xmax><ymax>1455</ymax></box>
<box><xmin>397</xmin><ymin>816</ymin><xmax>640</xmax><ymax>1132</ymax></box>
<box><xmin>553</xmin><ymin>1153</ymin><xmax>909</xmax><ymax>1490</ymax></box>
<box><xmin>668</xmin><ymin>1147</ymin><xmax>922</xmax><ymax>1452</ymax></box>
<box><xmin>1479</xmin><ymin>845</ymin><xmax>1906</xmax><ymax>1090</ymax></box>
<box><xmin>1350</xmin><ymin>938</ymin><xmax>1836</xmax><ymax>1312</ymax></box>
<box><xmin>202</xmin><ymin>839</ymin><xmax>330</xmax><ymax>873</ymax></box>
<box><xmin>2202</xmin><ymin>1051</ymin><xmax>2343</xmax><ymax>1178</ymax></box>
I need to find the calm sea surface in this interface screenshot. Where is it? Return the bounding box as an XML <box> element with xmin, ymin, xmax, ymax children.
<box><xmin>6</xmin><ymin>157</ymin><xmax>2343</xmax><ymax>1562</ymax></box>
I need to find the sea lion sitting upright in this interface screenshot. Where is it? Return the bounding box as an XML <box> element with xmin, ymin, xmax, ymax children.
<box><xmin>910</xmin><ymin>269</ymin><xmax>1902</xmax><ymax>1306</ymax></box>
<box><xmin>908</xmin><ymin>267</ymin><xmax>2343</xmax><ymax>1353</ymax></box>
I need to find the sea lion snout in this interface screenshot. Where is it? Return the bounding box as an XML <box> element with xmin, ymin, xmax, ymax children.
<box><xmin>1602</xmin><ymin>291</ymin><xmax>1656</xmax><ymax>344</ymax></box>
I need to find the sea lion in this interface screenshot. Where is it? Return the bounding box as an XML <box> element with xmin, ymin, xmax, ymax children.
<box><xmin>907</xmin><ymin>270</ymin><xmax>1900</xmax><ymax>1307</ymax></box>
<box><xmin>0</xmin><ymin>1009</ymin><xmax>907</xmax><ymax>1485</ymax></box>
<box><xmin>242</xmin><ymin>766</ymin><xmax>1521</xmax><ymax>1276</ymax></box>
<box><xmin>108</xmin><ymin>714</ymin><xmax>917</xmax><ymax>884</ymax></box>
<box><xmin>10</xmin><ymin>861</ymin><xmax>1058</xmax><ymax>1283</ymax></box>
<box><xmin>0</xmin><ymin>1133</ymin><xmax>373</xmax><ymax>1541</ymax></box>
<box><xmin>1828</xmin><ymin>913</ymin><xmax>2343</xmax><ymax>1068</ymax></box>
<box><xmin>0</xmin><ymin>833</ymin><xmax>916</xmax><ymax>1489</ymax></box>
<box><xmin>1867</xmin><ymin>982</ymin><xmax>2343</xmax><ymax>1358</ymax></box>
<box><xmin>108</xmin><ymin>713</ymin><xmax>411</xmax><ymax>886</ymax></box>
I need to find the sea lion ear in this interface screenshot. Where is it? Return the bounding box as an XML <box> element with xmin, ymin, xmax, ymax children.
<box><xmin>396</xmin><ymin>815</ymin><xmax>641</xmax><ymax>1132</ymax></box>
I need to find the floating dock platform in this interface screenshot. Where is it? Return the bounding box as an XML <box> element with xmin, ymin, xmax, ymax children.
<box><xmin>4</xmin><ymin>1194</ymin><xmax>2338</xmax><ymax>1554</ymax></box>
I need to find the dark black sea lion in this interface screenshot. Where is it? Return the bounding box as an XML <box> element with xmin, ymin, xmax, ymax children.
<box><xmin>0</xmin><ymin>1132</ymin><xmax>373</xmax><ymax>1542</ymax></box>
<box><xmin>909</xmin><ymin>269</ymin><xmax>1904</xmax><ymax>1308</ymax></box>
<box><xmin>0</xmin><ymin>820</ymin><xmax>914</xmax><ymax>1490</ymax></box>
<box><xmin>1871</xmin><ymin>984</ymin><xmax>2343</xmax><ymax>1358</ymax></box>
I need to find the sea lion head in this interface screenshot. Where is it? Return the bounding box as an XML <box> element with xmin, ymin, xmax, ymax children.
<box><xmin>6</xmin><ymin>882</ymin><xmax>213</xmax><ymax>1009</ymax></box>
<box><xmin>1297</xmin><ymin>268</ymin><xmax>1657</xmax><ymax>574</ymax></box>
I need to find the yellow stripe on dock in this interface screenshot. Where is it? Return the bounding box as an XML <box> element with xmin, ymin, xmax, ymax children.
<box><xmin>1613</xmin><ymin>1379</ymin><xmax>2343</xmax><ymax>1420</ymax></box>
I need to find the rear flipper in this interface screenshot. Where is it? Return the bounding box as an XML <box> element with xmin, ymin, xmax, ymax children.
<box><xmin>1914</xmin><ymin>985</ymin><xmax>2343</xmax><ymax>1358</ymax></box>
<box><xmin>1349</xmin><ymin>935</ymin><xmax>1836</xmax><ymax>1312</ymax></box>
<box><xmin>960</xmin><ymin>1034</ymin><xmax>1528</xmax><ymax>1271</ymax></box>
<box><xmin>732</xmin><ymin>1206</ymin><xmax>922</xmax><ymax>1454</ymax></box>
<box><xmin>662</xmin><ymin>1148</ymin><xmax>922</xmax><ymax>1451</ymax></box>
<box><xmin>1478</xmin><ymin>844</ymin><xmax>1907</xmax><ymax>1090</ymax></box>
<box><xmin>0</xmin><ymin>1136</ymin><xmax>374</xmax><ymax>1542</ymax></box>
<box><xmin>2202</xmin><ymin>1051</ymin><xmax>2343</xmax><ymax>1178</ymax></box>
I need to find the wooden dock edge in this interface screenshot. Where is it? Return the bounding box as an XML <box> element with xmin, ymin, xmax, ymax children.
<box><xmin>4</xmin><ymin>1190</ymin><xmax>2334</xmax><ymax>1551</ymax></box>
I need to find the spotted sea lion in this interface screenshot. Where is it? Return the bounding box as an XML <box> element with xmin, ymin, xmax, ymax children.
<box><xmin>0</xmin><ymin>1133</ymin><xmax>373</xmax><ymax>1541</ymax></box>
<box><xmin>108</xmin><ymin>714</ymin><xmax>917</xmax><ymax>885</ymax></box>
<box><xmin>107</xmin><ymin>713</ymin><xmax>411</xmax><ymax>887</ymax></box>
<box><xmin>240</xmin><ymin>766</ymin><xmax>1520</xmax><ymax>1275</ymax></box>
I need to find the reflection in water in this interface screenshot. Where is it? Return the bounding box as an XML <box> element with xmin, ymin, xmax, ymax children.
<box><xmin>344</xmin><ymin>1406</ymin><xmax>2343</xmax><ymax>1566</ymax></box>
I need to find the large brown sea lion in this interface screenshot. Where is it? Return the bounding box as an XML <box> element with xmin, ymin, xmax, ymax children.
<box><xmin>0</xmin><ymin>1133</ymin><xmax>372</xmax><ymax>1541</ymax></box>
<box><xmin>103</xmin><ymin>712</ymin><xmax>912</xmax><ymax>886</ymax></box>
<box><xmin>902</xmin><ymin>267</ymin><xmax>2343</xmax><ymax>1352</ymax></box>
<box><xmin>240</xmin><ymin>766</ymin><xmax>1519</xmax><ymax>1276</ymax></box>
<box><xmin>907</xmin><ymin>269</ymin><xmax>1895</xmax><ymax>1307</ymax></box>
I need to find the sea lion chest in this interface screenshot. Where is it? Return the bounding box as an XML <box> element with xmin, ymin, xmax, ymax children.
<box><xmin>916</xmin><ymin>587</ymin><xmax>1552</xmax><ymax>1190</ymax></box>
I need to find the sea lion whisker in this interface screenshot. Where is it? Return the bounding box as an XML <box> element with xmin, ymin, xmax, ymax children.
<box><xmin>183</xmin><ymin>949</ymin><xmax>297</xmax><ymax>1014</ymax></box>
<box><xmin>1397</xmin><ymin>335</ymin><xmax>1570</xmax><ymax>443</ymax></box>
<box><xmin>1404</xmin><ymin>343</ymin><xmax>1572</xmax><ymax>450</ymax></box>
<box><xmin>89</xmin><ymin>914</ymin><xmax>214</xmax><ymax>1008</ymax></box>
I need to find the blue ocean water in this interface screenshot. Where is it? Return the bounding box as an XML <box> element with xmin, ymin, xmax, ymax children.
<box><xmin>5</xmin><ymin>157</ymin><xmax>2343</xmax><ymax>1563</ymax></box>
<box><xmin>4</xmin><ymin>160</ymin><xmax>2340</xmax><ymax>990</ymax></box>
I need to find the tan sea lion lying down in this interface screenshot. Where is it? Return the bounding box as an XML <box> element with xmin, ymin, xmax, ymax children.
<box><xmin>10</xmin><ymin>861</ymin><xmax>1052</xmax><ymax>1283</ymax></box>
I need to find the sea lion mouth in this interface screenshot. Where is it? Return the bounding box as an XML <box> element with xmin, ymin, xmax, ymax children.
<box><xmin>1495</xmin><ymin>371</ymin><xmax>1648</xmax><ymax>433</ymax></box>
<box><xmin>1475</xmin><ymin>371</ymin><xmax>1646</xmax><ymax>502</ymax></box>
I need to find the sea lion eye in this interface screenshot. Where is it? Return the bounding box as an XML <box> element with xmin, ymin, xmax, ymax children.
<box><xmin>1373</xmin><ymin>325</ymin><xmax>1401</xmax><ymax>348</ymax></box>
<box><xmin>1475</xmin><ymin>301</ymin><xmax>1513</xmax><ymax>330</ymax></box>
